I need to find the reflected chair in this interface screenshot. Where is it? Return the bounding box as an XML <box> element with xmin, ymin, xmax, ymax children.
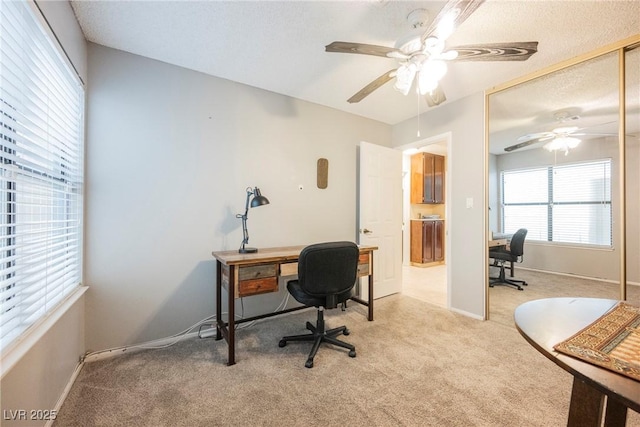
<box><xmin>489</xmin><ymin>228</ymin><xmax>528</xmax><ymax>290</ymax></box>
<box><xmin>278</xmin><ymin>241</ymin><xmax>359</xmax><ymax>368</ymax></box>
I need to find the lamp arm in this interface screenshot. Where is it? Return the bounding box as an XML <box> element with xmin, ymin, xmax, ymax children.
<box><xmin>237</xmin><ymin>187</ymin><xmax>254</xmax><ymax>251</ymax></box>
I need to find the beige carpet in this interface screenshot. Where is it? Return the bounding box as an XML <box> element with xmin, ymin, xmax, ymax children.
<box><xmin>55</xmin><ymin>290</ymin><xmax>640</xmax><ymax>426</ymax></box>
<box><xmin>489</xmin><ymin>268</ymin><xmax>640</xmax><ymax>328</ymax></box>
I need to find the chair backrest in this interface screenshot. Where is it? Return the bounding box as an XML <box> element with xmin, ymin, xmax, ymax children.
<box><xmin>297</xmin><ymin>241</ymin><xmax>359</xmax><ymax>299</ymax></box>
<box><xmin>509</xmin><ymin>228</ymin><xmax>528</xmax><ymax>258</ymax></box>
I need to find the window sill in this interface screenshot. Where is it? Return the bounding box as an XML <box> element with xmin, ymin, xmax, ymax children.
<box><xmin>1</xmin><ymin>285</ymin><xmax>88</xmax><ymax>379</ymax></box>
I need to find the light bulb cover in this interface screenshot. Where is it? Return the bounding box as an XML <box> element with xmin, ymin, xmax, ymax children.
<box><xmin>417</xmin><ymin>60</ymin><xmax>447</xmax><ymax>95</ymax></box>
<box><xmin>394</xmin><ymin>63</ymin><xmax>417</xmax><ymax>95</ymax></box>
<box><xmin>543</xmin><ymin>136</ymin><xmax>581</xmax><ymax>153</ymax></box>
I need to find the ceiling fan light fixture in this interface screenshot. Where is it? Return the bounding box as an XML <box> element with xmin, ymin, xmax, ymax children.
<box><xmin>423</xmin><ymin>36</ymin><xmax>444</xmax><ymax>56</ymax></box>
<box><xmin>394</xmin><ymin>63</ymin><xmax>417</xmax><ymax>95</ymax></box>
<box><xmin>417</xmin><ymin>60</ymin><xmax>447</xmax><ymax>95</ymax></box>
<box><xmin>396</xmin><ymin>35</ymin><xmax>423</xmax><ymax>54</ymax></box>
<box><xmin>543</xmin><ymin>136</ymin><xmax>581</xmax><ymax>154</ymax></box>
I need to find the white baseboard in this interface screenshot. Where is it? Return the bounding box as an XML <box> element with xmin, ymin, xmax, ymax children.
<box><xmin>449</xmin><ymin>306</ymin><xmax>484</xmax><ymax>321</ymax></box>
<box><xmin>46</xmin><ymin>361</ymin><xmax>84</xmax><ymax>427</ymax></box>
<box><xmin>519</xmin><ymin>266</ymin><xmax>640</xmax><ymax>287</ymax></box>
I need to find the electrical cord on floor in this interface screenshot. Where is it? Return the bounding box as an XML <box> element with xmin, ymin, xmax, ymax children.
<box><xmin>84</xmin><ymin>292</ymin><xmax>297</xmax><ymax>359</ymax></box>
<box><xmin>82</xmin><ymin>313</ymin><xmax>218</xmax><ymax>359</ymax></box>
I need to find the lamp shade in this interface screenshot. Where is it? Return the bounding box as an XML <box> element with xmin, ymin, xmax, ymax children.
<box><xmin>250</xmin><ymin>188</ymin><xmax>270</xmax><ymax>208</ymax></box>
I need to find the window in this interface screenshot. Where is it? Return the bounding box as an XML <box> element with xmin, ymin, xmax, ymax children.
<box><xmin>0</xmin><ymin>1</ymin><xmax>84</xmax><ymax>350</ymax></box>
<box><xmin>501</xmin><ymin>160</ymin><xmax>611</xmax><ymax>247</ymax></box>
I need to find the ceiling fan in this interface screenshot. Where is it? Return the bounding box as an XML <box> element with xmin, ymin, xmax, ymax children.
<box><xmin>505</xmin><ymin>123</ymin><xmax>618</xmax><ymax>155</ymax></box>
<box><xmin>325</xmin><ymin>0</ymin><xmax>538</xmax><ymax>106</ymax></box>
<box><xmin>506</xmin><ymin>126</ymin><xmax>587</xmax><ymax>155</ymax></box>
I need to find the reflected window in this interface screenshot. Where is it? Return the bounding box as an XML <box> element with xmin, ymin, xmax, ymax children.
<box><xmin>501</xmin><ymin>159</ymin><xmax>612</xmax><ymax>246</ymax></box>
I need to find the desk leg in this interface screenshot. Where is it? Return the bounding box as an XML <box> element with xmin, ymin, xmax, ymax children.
<box><xmin>227</xmin><ymin>266</ymin><xmax>236</xmax><ymax>366</ymax></box>
<box><xmin>603</xmin><ymin>397</ymin><xmax>627</xmax><ymax>427</ymax></box>
<box><xmin>567</xmin><ymin>377</ymin><xmax>604</xmax><ymax>427</ymax></box>
<box><xmin>367</xmin><ymin>254</ymin><xmax>374</xmax><ymax>321</ymax></box>
<box><xmin>215</xmin><ymin>261</ymin><xmax>222</xmax><ymax>340</ymax></box>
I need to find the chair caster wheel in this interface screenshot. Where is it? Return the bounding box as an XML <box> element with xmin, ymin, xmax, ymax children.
<box><xmin>278</xmin><ymin>340</ymin><xmax>286</xmax><ymax>347</ymax></box>
<box><xmin>343</xmin><ymin>328</ymin><xmax>350</xmax><ymax>336</ymax></box>
<box><xmin>349</xmin><ymin>350</ymin><xmax>356</xmax><ymax>358</ymax></box>
<box><xmin>305</xmin><ymin>359</ymin><xmax>313</xmax><ymax>368</ymax></box>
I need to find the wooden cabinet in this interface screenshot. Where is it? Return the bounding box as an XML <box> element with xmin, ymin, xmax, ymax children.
<box><xmin>410</xmin><ymin>220</ymin><xmax>444</xmax><ymax>264</ymax></box>
<box><xmin>410</xmin><ymin>152</ymin><xmax>445</xmax><ymax>204</ymax></box>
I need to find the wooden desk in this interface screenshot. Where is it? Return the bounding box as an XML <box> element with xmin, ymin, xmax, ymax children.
<box><xmin>515</xmin><ymin>298</ymin><xmax>640</xmax><ymax>427</ymax></box>
<box><xmin>212</xmin><ymin>245</ymin><xmax>377</xmax><ymax>365</ymax></box>
<box><xmin>488</xmin><ymin>238</ymin><xmax>507</xmax><ymax>248</ymax></box>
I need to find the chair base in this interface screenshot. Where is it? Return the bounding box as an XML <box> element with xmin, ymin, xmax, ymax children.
<box><xmin>279</xmin><ymin>308</ymin><xmax>356</xmax><ymax>368</ymax></box>
<box><xmin>489</xmin><ymin>261</ymin><xmax>527</xmax><ymax>291</ymax></box>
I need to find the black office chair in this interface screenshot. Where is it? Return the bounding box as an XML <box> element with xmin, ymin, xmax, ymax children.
<box><xmin>489</xmin><ymin>228</ymin><xmax>528</xmax><ymax>290</ymax></box>
<box><xmin>278</xmin><ymin>241</ymin><xmax>359</xmax><ymax>368</ymax></box>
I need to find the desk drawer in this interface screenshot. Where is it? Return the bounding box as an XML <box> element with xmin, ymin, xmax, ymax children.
<box><xmin>357</xmin><ymin>253</ymin><xmax>370</xmax><ymax>277</ymax></box>
<box><xmin>238</xmin><ymin>264</ymin><xmax>277</xmax><ymax>281</ymax></box>
<box><xmin>238</xmin><ymin>277</ymin><xmax>278</xmax><ymax>297</ymax></box>
<box><xmin>221</xmin><ymin>264</ymin><xmax>279</xmax><ymax>298</ymax></box>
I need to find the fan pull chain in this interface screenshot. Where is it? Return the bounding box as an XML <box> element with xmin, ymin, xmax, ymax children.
<box><xmin>417</xmin><ymin>89</ymin><xmax>421</xmax><ymax>137</ymax></box>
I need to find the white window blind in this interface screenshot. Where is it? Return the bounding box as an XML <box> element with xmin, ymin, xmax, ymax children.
<box><xmin>0</xmin><ymin>1</ymin><xmax>84</xmax><ymax>350</ymax></box>
<box><xmin>501</xmin><ymin>160</ymin><xmax>611</xmax><ymax>247</ymax></box>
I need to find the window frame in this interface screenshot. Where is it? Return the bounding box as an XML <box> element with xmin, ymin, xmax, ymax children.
<box><xmin>500</xmin><ymin>159</ymin><xmax>613</xmax><ymax>248</ymax></box>
<box><xmin>0</xmin><ymin>0</ymin><xmax>85</xmax><ymax>355</ymax></box>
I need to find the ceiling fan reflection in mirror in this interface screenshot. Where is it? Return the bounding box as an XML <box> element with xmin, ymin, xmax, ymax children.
<box><xmin>325</xmin><ymin>0</ymin><xmax>538</xmax><ymax>106</ymax></box>
<box><xmin>506</xmin><ymin>123</ymin><xmax>619</xmax><ymax>155</ymax></box>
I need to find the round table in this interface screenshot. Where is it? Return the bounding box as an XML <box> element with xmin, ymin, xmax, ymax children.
<box><xmin>514</xmin><ymin>297</ymin><xmax>640</xmax><ymax>427</ymax></box>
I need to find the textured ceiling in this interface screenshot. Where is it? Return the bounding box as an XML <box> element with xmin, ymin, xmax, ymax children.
<box><xmin>70</xmin><ymin>0</ymin><xmax>640</xmax><ymax>131</ymax></box>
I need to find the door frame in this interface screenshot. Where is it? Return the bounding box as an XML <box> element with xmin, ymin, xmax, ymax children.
<box><xmin>397</xmin><ymin>132</ymin><xmax>453</xmax><ymax>307</ymax></box>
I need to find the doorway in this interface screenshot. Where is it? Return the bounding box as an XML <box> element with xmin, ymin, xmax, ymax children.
<box><xmin>398</xmin><ymin>134</ymin><xmax>451</xmax><ymax>308</ymax></box>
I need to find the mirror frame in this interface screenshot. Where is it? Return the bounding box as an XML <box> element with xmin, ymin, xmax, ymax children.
<box><xmin>484</xmin><ymin>34</ymin><xmax>640</xmax><ymax>319</ymax></box>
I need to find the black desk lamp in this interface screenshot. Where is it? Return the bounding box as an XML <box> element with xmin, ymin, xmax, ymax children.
<box><xmin>236</xmin><ymin>187</ymin><xmax>270</xmax><ymax>253</ymax></box>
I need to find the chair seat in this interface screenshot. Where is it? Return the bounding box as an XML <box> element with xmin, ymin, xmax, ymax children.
<box><xmin>287</xmin><ymin>279</ymin><xmax>353</xmax><ymax>308</ymax></box>
<box><xmin>489</xmin><ymin>250</ymin><xmax>517</xmax><ymax>262</ymax></box>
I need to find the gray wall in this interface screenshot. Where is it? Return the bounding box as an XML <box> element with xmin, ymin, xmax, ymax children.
<box><xmin>84</xmin><ymin>43</ymin><xmax>392</xmax><ymax>351</ymax></box>
<box><xmin>391</xmin><ymin>93</ymin><xmax>486</xmax><ymax>319</ymax></box>
<box><xmin>1</xmin><ymin>2</ymin><xmax>87</xmax><ymax>425</ymax></box>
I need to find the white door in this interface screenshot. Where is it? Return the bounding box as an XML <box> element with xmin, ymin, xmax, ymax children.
<box><xmin>359</xmin><ymin>141</ymin><xmax>403</xmax><ymax>299</ymax></box>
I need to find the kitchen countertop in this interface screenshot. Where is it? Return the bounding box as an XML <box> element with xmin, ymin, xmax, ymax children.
<box><xmin>412</xmin><ymin>218</ymin><xmax>444</xmax><ymax>221</ymax></box>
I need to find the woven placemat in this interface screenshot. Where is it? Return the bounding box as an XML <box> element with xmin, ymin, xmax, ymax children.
<box><xmin>554</xmin><ymin>302</ymin><xmax>640</xmax><ymax>381</ymax></box>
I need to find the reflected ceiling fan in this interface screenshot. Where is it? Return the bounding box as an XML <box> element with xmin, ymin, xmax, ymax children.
<box><xmin>506</xmin><ymin>115</ymin><xmax>618</xmax><ymax>155</ymax></box>
<box><xmin>325</xmin><ymin>0</ymin><xmax>538</xmax><ymax>106</ymax></box>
